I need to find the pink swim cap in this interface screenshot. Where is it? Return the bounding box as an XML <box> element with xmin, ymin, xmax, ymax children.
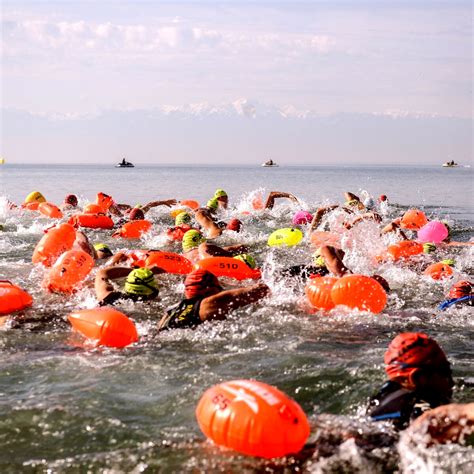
<box><xmin>292</xmin><ymin>211</ymin><xmax>313</xmax><ymax>226</ymax></box>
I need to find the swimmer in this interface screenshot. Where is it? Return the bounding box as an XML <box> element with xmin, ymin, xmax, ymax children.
<box><xmin>93</xmin><ymin>243</ymin><xmax>114</xmax><ymax>261</ymax></box>
<box><xmin>343</xmin><ymin>191</ymin><xmax>366</xmax><ymax>211</ymax></box>
<box><xmin>195</xmin><ymin>199</ymin><xmax>225</xmax><ymax>238</ymax></box>
<box><xmin>214</xmin><ymin>189</ymin><xmax>228</xmax><ymax>210</ymax></box>
<box><xmin>309</xmin><ymin>205</ymin><xmax>354</xmax><ymax>232</ymax></box>
<box><xmin>263</xmin><ymin>191</ymin><xmax>299</xmax><ymax>210</ymax></box>
<box><xmin>60</xmin><ymin>194</ymin><xmax>79</xmax><ymax>211</ymax></box>
<box><xmin>157</xmin><ymin>269</ymin><xmax>270</xmax><ymax>330</ymax></box>
<box><xmin>368</xmin><ymin>333</ymin><xmax>454</xmax><ymax>429</ymax></box>
<box><xmin>95</xmin><ymin>266</ymin><xmax>165</xmax><ymax>306</ymax></box>
<box><xmin>166</xmin><ymin>212</ymin><xmax>195</xmax><ymax>241</ymax></box>
<box><xmin>438</xmin><ymin>280</ymin><xmax>473</xmax><ymax>310</ymax></box>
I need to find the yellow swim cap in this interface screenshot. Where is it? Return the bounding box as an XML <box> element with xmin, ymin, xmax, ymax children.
<box><xmin>234</xmin><ymin>254</ymin><xmax>256</xmax><ymax>269</ymax></box>
<box><xmin>182</xmin><ymin>229</ymin><xmax>206</xmax><ymax>252</ymax></box>
<box><xmin>214</xmin><ymin>189</ymin><xmax>228</xmax><ymax>198</ymax></box>
<box><xmin>206</xmin><ymin>198</ymin><xmax>218</xmax><ymax>211</ymax></box>
<box><xmin>175</xmin><ymin>212</ymin><xmax>192</xmax><ymax>226</ymax></box>
<box><xmin>24</xmin><ymin>191</ymin><xmax>46</xmax><ymax>204</ymax></box>
<box><xmin>124</xmin><ymin>268</ymin><xmax>158</xmax><ymax>297</ymax></box>
<box><xmin>312</xmin><ymin>249</ymin><xmax>326</xmax><ymax>267</ymax></box>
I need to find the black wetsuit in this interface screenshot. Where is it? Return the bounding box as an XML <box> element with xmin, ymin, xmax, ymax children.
<box><xmin>279</xmin><ymin>264</ymin><xmax>329</xmax><ymax>280</ymax></box>
<box><xmin>99</xmin><ymin>290</ymin><xmax>157</xmax><ymax>306</ymax></box>
<box><xmin>367</xmin><ymin>381</ymin><xmax>440</xmax><ymax>430</ymax></box>
<box><xmin>158</xmin><ymin>298</ymin><xmax>204</xmax><ymax>331</ymax></box>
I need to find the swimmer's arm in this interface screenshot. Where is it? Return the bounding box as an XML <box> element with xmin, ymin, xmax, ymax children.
<box><xmin>141</xmin><ymin>199</ymin><xmax>177</xmax><ymax>213</ymax></box>
<box><xmin>106</xmin><ymin>251</ymin><xmax>129</xmax><ymax>266</ymax></box>
<box><xmin>344</xmin><ymin>212</ymin><xmax>382</xmax><ymax>230</ymax></box>
<box><xmin>381</xmin><ymin>221</ymin><xmax>408</xmax><ymax>239</ymax></box>
<box><xmin>74</xmin><ymin>230</ymin><xmax>96</xmax><ymax>258</ymax></box>
<box><xmin>95</xmin><ymin>266</ymin><xmax>134</xmax><ymax>301</ymax></box>
<box><xmin>200</xmin><ymin>283</ymin><xmax>271</xmax><ymax>322</ymax></box>
<box><xmin>344</xmin><ymin>191</ymin><xmax>360</xmax><ymax>202</ymax></box>
<box><xmin>264</xmin><ymin>191</ymin><xmax>299</xmax><ymax>210</ymax></box>
<box><xmin>115</xmin><ymin>203</ymin><xmax>132</xmax><ymax>211</ymax></box>
<box><xmin>309</xmin><ymin>205</ymin><xmax>339</xmax><ymax>231</ymax></box>
<box><xmin>195</xmin><ymin>209</ymin><xmax>222</xmax><ymax>239</ymax></box>
<box><xmin>320</xmin><ymin>245</ymin><xmax>351</xmax><ymax>277</ymax></box>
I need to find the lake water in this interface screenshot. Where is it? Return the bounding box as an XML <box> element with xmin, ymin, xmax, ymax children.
<box><xmin>0</xmin><ymin>164</ymin><xmax>473</xmax><ymax>472</ymax></box>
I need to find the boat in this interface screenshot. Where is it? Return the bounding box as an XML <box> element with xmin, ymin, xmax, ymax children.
<box><xmin>115</xmin><ymin>158</ymin><xmax>134</xmax><ymax>168</ymax></box>
<box><xmin>261</xmin><ymin>159</ymin><xmax>278</xmax><ymax>167</ymax></box>
<box><xmin>442</xmin><ymin>160</ymin><xmax>458</xmax><ymax>168</ymax></box>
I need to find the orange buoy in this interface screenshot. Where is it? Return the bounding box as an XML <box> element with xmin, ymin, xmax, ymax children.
<box><xmin>305</xmin><ymin>276</ymin><xmax>339</xmax><ymax>311</ymax></box>
<box><xmin>126</xmin><ymin>249</ymin><xmax>150</xmax><ymax>268</ymax></box>
<box><xmin>179</xmin><ymin>199</ymin><xmax>199</xmax><ymax>210</ymax></box>
<box><xmin>112</xmin><ymin>220</ymin><xmax>152</xmax><ymax>239</ymax></box>
<box><xmin>331</xmin><ymin>274</ymin><xmax>387</xmax><ymax>313</ymax></box>
<box><xmin>144</xmin><ymin>251</ymin><xmax>193</xmax><ymax>274</ymax></box>
<box><xmin>386</xmin><ymin>240</ymin><xmax>424</xmax><ymax>261</ymax></box>
<box><xmin>252</xmin><ymin>195</ymin><xmax>264</xmax><ymax>210</ymax></box>
<box><xmin>423</xmin><ymin>262</ymin><xmax>454</xmax><ymax>280</ymax></box>
<box><xmin>68</xmin><ymin>307</ymin><xmax>138</xmax><ymax>348</ymax></box>
<box><xmin>37</xmin><ymin>202</ymin><xmax>63</xmax><ymax>219</ymax></box>
<box><xmin>400</xmin><ymin>209</ymin><xmax>428</xmax><ymax>230</ymax></box>
<box><xmin>196</xmin><ymin>379</ymin><xmax>310</xmax><ymax>459</ymax></box>
<box><xmin>83</xmin><ymin>203</ymin><xmax>104</xmax><ymax>214</ymax></box>
<box><xmin>44</xmin><ymin>250</ymin><xmax>94</xmax><ymax>293</ymax></box>
<box><xmin>0</xmin><ymin>281</ymin><xmax>33</xmax><ymax>315</ymax></box>
<box><xmin>310</xmin><ymin>231</ymin><xmax>341</xmax><ymax>248</ymax></box>
<box><xmin>32</xmin><ymin>223</ymin><xmax>76</xmax><ymax>267</ymax></box>
<box><xmin>22</xmin><ymin>201</ymin><xmax>40</xmax><ymax>211</ymax></box>
<box><xmin>68</xmin><ymin>213</ymin><xmax>114</xmax><ymax>229</ymax></box>
<box><xmin>170</xmin><ymin>208</ymin><xmax>187</xmax><ymax>219</ymax></box>
<box><xmin>195</xmin><ymin>257</ymin><xmax>262</xmax><ymax>280</ymax></box>
<box><xmin>96</xmin><ymin>192</ymin><xmax>114</xmax><ymax>212</ymax></box>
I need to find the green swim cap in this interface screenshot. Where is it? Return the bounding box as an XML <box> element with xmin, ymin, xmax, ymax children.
<box><xmin>124</xmin><ymin>268</ymin><xmax>158</xmax><ymax>297</ymax></box>
<box><xmin>214</xmin><ymin>189</ymin><xmax>228</xmax><ymax>198</ymax></box>
<box><xmin>345</xmin><ymin>199</ymin><xmax>360</xmax><ymax>207</ymax></box>
<box><xmin>175</xmin><ymin>212</ymin><xmax>192</xmax><ymax>226</ymax></box>
<box><xmin>94</xmin><ymin>243</ymin><xmax>111</xmax><ymax>252</ymax></box>
<box><xmin>312</xmin><ymin>249</ymin><xmax>326</xmax><ymax>267</ymax></box>
<box><xmin>423</xmin><ymin>243</ymin><xmax>436</xmax><ymax>254</ymax></box>
<box><xmin>234</xmin><ymin>253</ymin><xmax>256</xmax><ymax>269</ymax></box>
<box><xmin>206</xmin><ymin>198</ymin><xmax>218</xmax><ymax>211</ymax></box>
<box><xmin>182</xmin><ymin>229</ymin><xmax>206</xmax><ymax>252</ymax></box>
<box><xmin>440</xmin><ymin>258</ymin><xmax>455</xmax><ymax>266</ymax></box>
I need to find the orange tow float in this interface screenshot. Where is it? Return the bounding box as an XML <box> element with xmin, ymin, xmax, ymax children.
<box><xmin>0</xmin><ymin>281</ymin><xmax>33</xmax><ymax>315</ymax></box>
<box><xmin>32</xmin><ymin>223</ymin><xmax>76</xmax><ymax>267</ymax></box>
<box><xmin>195</xmin><ymin>257</ymin><xmax>261</xmax><ymax>280</ymax></box>
<box><xmin>112</xmin><ymin>220</ymin><xmax>152</xmax><ymax>239</ymax></box>
<box><xmin>38</xmin><ymin>202</ymin><xmax>63</xmax><ymax>219</ymax></box>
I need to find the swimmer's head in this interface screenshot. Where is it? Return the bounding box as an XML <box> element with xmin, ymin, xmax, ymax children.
<box><xmin>206</xmin><ymin>198</ymin><xmax>219</xmax><ymax>211</ymax></box>
<box><xmin>129</xmin><ymin>207</ymin><xmax>145</xmax><ymax>221</ymax></box>
<box><xmin>384</xmin><ymin>333</ymin><xmax>452</xmax><ymax>396</ymax></box>
<box><xmin>214</xmin><ymin>189</ymin><xmax>228</xmax><ymax>199</ymax></box>
<box><xmin>182</xmin><ymin>229</ymin><xmax>206</xmax><ymax>252</ymax></box>
<box><xmin>226</xmin><ymin>218</ymin><xmax>242</xmax><ymax>232</ymax></box>
<box><xmin>184</xmin><ymin>269</ymin><xmax>222</xmax><ymax>299</ymax></box>
<box><xmin>175</xmin><ymin>212</ymin><xmax>192</xmax><ymax>226</ymax></box>
<box><xmin>312</xmin><ymin>249</ymin><xmax>326</xmax><ymax>267</ymax></box>
<box><xmin>233</xmin><ymin>253</ymin><xmax>257</xmax><ymax>269</ymax></box>
<box><xmin>448</xmin><ymin>280</ymin><xmax>472</xmax><ymax>299</ymax></box>
<box><xmin>93</xmin><ymin>243</ymin><xmax>113</xmax><ymax>258</ymax></box>
<box><xmin>423</xmin><ymin>243</ymin><xmax>436</xmax><ymax>254</ymax></box>
<box><xmin>64</xmin><ymin>194</ymin><xmax>78</xmax><ymax>206</ymax></box>
<box><xmin>440</xmin><ymin>258</ymin><xmax>455</xmax><ymax>267</ymax></box>
<box><xmin>124</xmin><ymin>268</ymin><xmax>159</xmax><ymax>298</ymax></box>
<box><xmin>379</xmin><ymin>195</ymin><xmax>388</xmax><ymax>202</ymax></box>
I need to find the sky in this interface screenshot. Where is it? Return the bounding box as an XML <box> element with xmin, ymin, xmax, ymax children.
<box><xmin>1</xmin><ymin>1</ymin><xmax>472</xmax><ymax>164</ymax></box>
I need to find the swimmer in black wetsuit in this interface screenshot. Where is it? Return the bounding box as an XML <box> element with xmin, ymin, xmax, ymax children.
<box><xmin>367</xmin><ymin>333</ymin><xmax>454</xmax><ymax>430</ymax></box>
<box><xmin>158</xmin><ymin>269</ymin><xmax>270</xmax><ymax>331</ymax></box>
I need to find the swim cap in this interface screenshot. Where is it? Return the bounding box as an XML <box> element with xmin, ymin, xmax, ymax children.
<box><xmin>24</xmin><ymin>191</ymin><xmax>46</xmax><ymax>204</ymax></box>
<box><xmin>440</xmin><ymin>258</ymin><xmax>455</xmax><ymax>266</ymax></box>
<box><xmin>93</xmin><ymin>243</ymin><xmax>113</xmax><ymax>257</ymax></box>
<box><xmin>182</xmin><ymin>229</ymin><xmax>206</xmax><ymax>252</ymax></box>
<box><xmin>184</xmin><ymin>269</ymin><xmax>222</xmax><ymax>299</ymax></box>
<box><xmin>379</xmin><ymin>195</ymin><xmax>387</xmax><ymax>202</ymax></box>
<box><xmin>384</xmin><ymin>333</ymin><xmax>449</xmax><ymax>383</ymax></box>
<box><xmin>226</xmin><ymin>218</ymin><xmax>242</xmax><ymax>232</ymax></box>
<box><xmin>448</xmin><ymin>280</ymin><xmax>472</xmax><ymax>299</ymax></box>
<box><xmin>345</xmin><ymin>199</ymin><xmax>360</xmax><ymax>207</ymax></box>
<box><xmin>124</xmin><ymin>268</ymin><xmax>158</xmax><ymax>297</ymax></box>
<box><xmin>206</xmin><ymin>198</ymin><xmax>218</xmax><ymax>211</ymax></box>
<box><xmin>175</xmin><ymin>212</ymin><xmax>192</xmax><ymax>226</ymax></box>
<box><xmin>234</xmin><ymin>254</ymin><xmax>256</xmax><ymax>269</ymax></box>
<box><xmin>64</xmin><ymin>194</ymin><xmax>78</xmax><ymax>206</ymax></box>
<box><xmin>214</xmin><ymin>189</ymin><xmax>228</xmax><ymax>199</ymax></box>
<box><xmin>292</xmin><ymin>211</ymin><xmax>313</xmax><ymax>226</ymax></box>
<box><xmin>129</xmin><ymin>208</ymin><xmax>145</xmax><ymax>221</ymax></box>
<box><xmin>312</xmin><ymin>249</ymin><xmax>326</xmax><ymax>267</ymax></box>
<box><xmin>423</xmin><ymin>243</ymin><xmax>436</xmax><ymax>254</ymax></box>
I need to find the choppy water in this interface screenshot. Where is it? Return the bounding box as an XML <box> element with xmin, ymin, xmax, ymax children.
<box><xmin>0</xmin><ymin>164</ymin><xmax>473</xmax><ymax>472</ymax></box>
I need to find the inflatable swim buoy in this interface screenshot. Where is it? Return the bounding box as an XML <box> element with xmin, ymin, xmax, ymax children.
<box><xmin>83</xmin><ymin>203</ymin><xmax>105</xmax><ymax>214</ymax></box>
<box><xmin>68</xmin><ymin>213</ymin><xmax>114</xmax><ymax>230</ymax></box>
<box><xmin>195</xmin><ymin>379</ymin><xmax>310</xmax><ymax>459</ymax></box>
<box><xmin>268</xmin><ymin>228</ymin><xmax>303</xmax><ymax>247</ymax></box>
<box><xmin>195</xmin><ymin>257</ymin><xmax>262</xmax><ymax>280</ymax></box>
<box><xmin>417</xmin><ymin>221</ymin><xmax>449</xmax><ymax>244</ymax></box>
<box><xmin>0</xmin><ymin>281</ymin><xmax>33</xmax><ymax>315</ymax></box>
<box><xmin>68</xmin><ymin>307</ymin><xmax>138</xmax><ymax>348</ymax></box>
<box><xmin>423</xmin><ymin>262</ymin><xmax>454</xmax><ymax>281</ymax></box>
<box><xmin>310</xmin><ymin>231</ymin><xmax>341</xmax><ymax>248</ymax></box>
<box><xmin>32</xmin><ymin>223</ymin><xmax>76</xmax><ymax>267</ymax></box>
<box><xmin>400</xmin><ymin>209</ymin><xmax>428</xmax><ymax>230</ymax></box>
<box><xmin>96</xmin><ymin>192</ymin><xmax>114</xmax><ymax>212</ymax></box>
<box><xmin>179</xmin><ymin>200</ymin><xmax>199</xmax><ymax>210</ymax></box>
<box><xmin>305</xmin><ymin>276</ymin><xmax>339</xmax><ymax>311</ymax></box>
<box><xmin>144</xmin><ymin>251</ymin><xmax>193</xmax><ymax>274</ymax></box>
<box><xmin>38</xmin><ymin>202</ymin><xmax>63</xmax><ymax>219</ymax></box>
<box><xmin>44</xmin><ymin>250</ymin><xmax>94</xmax><ymax>293</ymax></box>
<box><xmin>112</xmin><ymin>220</ymin><xmax>152</xmax><ymax>239</ymax></box>
<box><xmin>22</xmin><ymin>202</ymin><xmax>40</xmax><ymax>211</ymax></box>
<box><xmin>386</xmin><ymin>241</ymin><xmax>423</xmax><ymax>261</ymax></box>
<box><xmin>330</xmin><ymin>274</ymin><xmax>387</xmax><ymax>313</ymax></box>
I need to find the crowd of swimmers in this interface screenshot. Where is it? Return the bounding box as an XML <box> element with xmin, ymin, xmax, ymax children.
<box><xmin>1</xmin><ymin>187</ymin><xmax>473</xmax><ymax>452</ymax></box>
